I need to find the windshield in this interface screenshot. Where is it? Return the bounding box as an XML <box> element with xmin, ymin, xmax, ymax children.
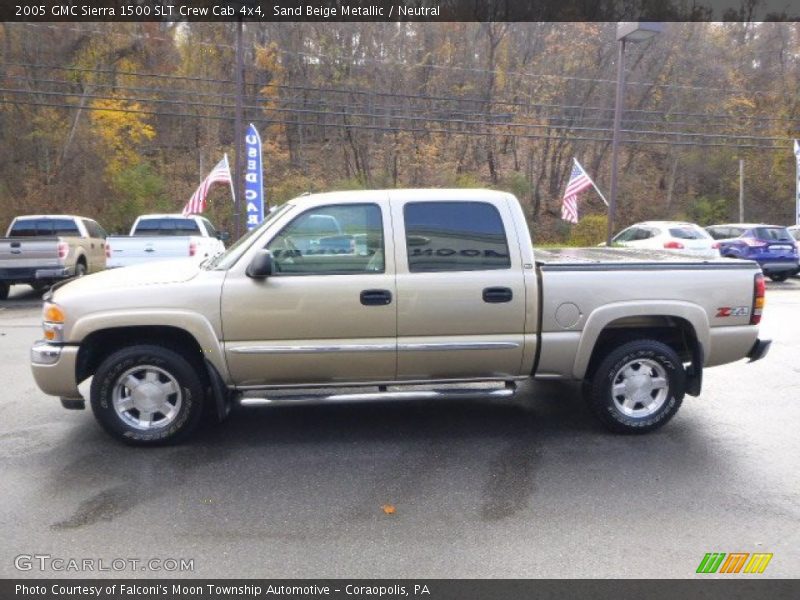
<box><xmin>206</xmin><ymin>203</ymin><xmax>293</xmax><ymax>270</ymax></box>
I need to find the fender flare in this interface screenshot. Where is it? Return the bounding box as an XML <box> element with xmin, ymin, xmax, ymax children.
<box><xmin>70</xmin><ymin>309</ymin><xmax>230</xmax><ymax>381</ymax></box>
<box><xmin>572</xmin><ymin>300</ymin><xmax>709</xmax><ymax>380</ymax></box>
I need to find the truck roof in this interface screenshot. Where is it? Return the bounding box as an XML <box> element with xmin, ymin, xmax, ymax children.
<box><xmin>12</xmin><ymin>214</ymin><xmax>86</xmax><ymax>220</ymax></box>
<box><xmin>135</xmin><ymin>214</ymin><xmax>203</xmax><ymax>219</ymax></box>
<box><xmin>288</xmin><ymin>188</ymin><xmax>512</xmax><ymax>205</ymax></box>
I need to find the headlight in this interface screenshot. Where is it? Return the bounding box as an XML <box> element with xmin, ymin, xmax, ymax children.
<box><xmin>42</xmin><ymin>302</ymin><xmax>65</xmax><ymax>342</ymax></box>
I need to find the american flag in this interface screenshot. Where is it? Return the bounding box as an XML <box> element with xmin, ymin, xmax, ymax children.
<box><xmin>182</xmin><ymin>154</ymin><xmax>233</xmax><ymax>216</ymax></box>
<box><xmin>561</xmin><ymin>160</ymin><xmax>593</xmax><ymax>224</ymax></box>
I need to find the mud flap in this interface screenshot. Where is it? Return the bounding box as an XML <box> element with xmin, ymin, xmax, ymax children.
<box><xmin>205</xmin><ymin>359</ymin><xmax>232</xmax><ymax>422</ymax></box>
<box><xmin>685</xmin><ymin>343</ymin><xmax>704</xmax><ymax>397</ymax></box>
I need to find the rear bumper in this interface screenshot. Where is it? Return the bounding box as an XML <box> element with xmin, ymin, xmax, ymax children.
<box><xmin>30</xmin><ymin>341</ymin><xmax>82</xmax><ymax>399</ymax></box>
<box><xmin>746</xmin><ymin>338</ymin><xmax>771</xmax><ymax>363</ymax></box>
<box><xmin>758</xmin><ymin>261</ymin><xmax>798</xmax><ymax>274</ymax></box>
<box><xmin>0</xmin><ymin>266</ymin><xmax>72</xmax><ymax>282</ymax></box>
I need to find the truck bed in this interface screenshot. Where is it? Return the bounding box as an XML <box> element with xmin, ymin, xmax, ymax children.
<box><xmin>535</xmin><ymin>247</ymin><xmax>752</xmax><ymax>269</ymax></box>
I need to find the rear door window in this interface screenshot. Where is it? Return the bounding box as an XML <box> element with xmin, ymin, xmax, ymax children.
<box><xmin>403</xmin><ymin>201</ymin><xmax>511</xmax><ymax>272</ymax></box>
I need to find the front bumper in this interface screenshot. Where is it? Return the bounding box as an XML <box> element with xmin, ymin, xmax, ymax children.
<box><xmin>746</xmin><ymin>338</ymin><xmax>772</xmax><ymax>363</ymax></box>
<box><xmin>30</xmin><ymin>341</ymin><xmax>82</xmax><ymax>399</ymax></box>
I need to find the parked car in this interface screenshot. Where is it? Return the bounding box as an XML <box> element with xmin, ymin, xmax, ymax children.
<box><xmin>31</xmin><ymin>189</ymin><xmax>770</xmax><ymax>445</ymax></box>
<box><xmin>706</xmin><ymin>223</ymin><xmax>799</xmax><ymax>282</ymax></box>
<box><xmin>105</xmin><ymin>214</ymin><xmax>228</xmax><ymax>268</ymax></box>
<box><xmin>787</xmin><ymin>225</ymin><xmax>800</xmax><ymax>246</ymax></box>
<box><xmin>0</xmin><ymin>215</ymin><xmax>107</xmax><ymax>299</ymax></box>
<box><xmin>610</xmin><ymin>221</ymin><xmax>720</xmax><ymax>258</ymax></box>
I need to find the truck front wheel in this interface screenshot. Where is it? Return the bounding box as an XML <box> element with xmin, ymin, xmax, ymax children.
<box><xmin>90</xmin><ymin>344</ymin><xmax>205</xmax><ymax>445</ymax></box>
<box><xmin>586</xmin><ymin>339</ymin><xmax>685</xmax><ymax>434</ymax></box>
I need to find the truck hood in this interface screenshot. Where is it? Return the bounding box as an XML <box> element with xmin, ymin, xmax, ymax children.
<box><xmin>52</xmin><ymin>259</ymin><xmax>201</xmax><ymax>300</ymax></box>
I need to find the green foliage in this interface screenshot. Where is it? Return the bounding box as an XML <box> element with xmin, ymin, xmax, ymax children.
<box><xmin>449</xmin><ymin>172</ymin><xmax>485</xmax><ymax>189</ymax></box>
<box><xmin>268</xmin><ymin>174</ymin><xmax>319</xmax><ymax>205</ymax></box>
<box><xmin>501</xmin><ymin>171</ymin><xmax>532</xmax><ymax>200</ymax></box>
<box><xmin>686</xmin><ymin>195</ymin><xmax>729</xmax><ymax>226</ymax></box>
<box><xmin>106</xmin><ymin>164</ymin><xmax>168</xmax><ymax>232</ymax></box>
<box><xmin>329</xmin><ymin>175</ymin><xmax>368</xmax><ymax>191</ymax></box>
<box><xmin>567</xmin><ymin>214</ymin><xmax>608</xmax><ymax>246</ymax></box>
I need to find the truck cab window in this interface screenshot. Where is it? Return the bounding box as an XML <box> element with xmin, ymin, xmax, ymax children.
<box><xmin>266</xmin><ymin>204</ymin><xmax>384</xmax><ymax>275</ymax></box>
<box><xmin>403</xmin><ymin>201</ymin><xmax>511</xmax><ymax>272</ymax></box>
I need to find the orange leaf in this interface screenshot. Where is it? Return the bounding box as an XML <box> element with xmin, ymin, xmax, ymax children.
<box><xmin>382</xmin><ymin>504</ymin><xmax>396</xmax><ymax>515</ymax></box>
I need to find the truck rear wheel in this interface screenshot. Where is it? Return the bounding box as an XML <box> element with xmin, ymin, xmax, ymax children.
<box><xmin>0</xmin><ymin>282</ymin><xmax>8</xmax><ymax>300</ymax></box>
<box><xmin>586</xmin><ymin>339</ymin><xmax>685</xmax><ymax>434</ymax></box>
<box><xmin>90</xmin><ymin>344</ymin><xmax>205</xmax><ymax>445</ymax></box>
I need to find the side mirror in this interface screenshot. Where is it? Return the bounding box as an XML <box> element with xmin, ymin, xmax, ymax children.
<box><xmin>246</xmin><ymin>250</ymin><xmax>274</xmax><ymax>279</ymax></box>
<box><xmin>217</xmin><ymin>231</ymin><xmax>231</xmax><ymax>242</ymax></box>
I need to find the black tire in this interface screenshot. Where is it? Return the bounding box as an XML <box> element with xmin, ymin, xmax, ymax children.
<box><xmin>586</xmin><ymin>339</ymin><xmax>685</xmax><ymax>434</ymax></box>
<box><xmin>90</xmin><ymin>344</ymin><xmax>206</xmax><ymax>445</ymax></box>
<box><xmin>31</xmin><ymin>282</ymin><xmax>49</xmax><ymax>293</ymax></box>
<box><xmin>0</xmin><ymin>282</ymin><xmax>8</xmax><ymax>300</ymax></box>
<box><xmin>74</xmin><ymin>261</ymin><xmax>87</xmax><ymax>277</ymax></box>
<box><xmin>768</xmin><ymin>273</ymin><xmax>788</xmax><ymax>282</ymax></box>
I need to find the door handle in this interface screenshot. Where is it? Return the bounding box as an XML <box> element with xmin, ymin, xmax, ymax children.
<box><xmin>482</xmin><ymin>287</ymin><xmax>513</xmax><ymax>303</ymax></box>
<box><xmin>145</xmin><ymin>248</ymin><xmax>155</xmax><ymax>253</ymax></box>
<box><xmin>360</xmin><ymin>289</ymin><xmax>392</xmax><ymax>306</ymax></box>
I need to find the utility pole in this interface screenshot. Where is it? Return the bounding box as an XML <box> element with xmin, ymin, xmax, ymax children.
<box><xmin>606</xmin><ymin>38</ymin><xmax>626</xmax><ymax>246</ymax></box>
<box><xmin>233</xmin><ymin>19</ymin><xmax>244</xmax><ymax>239</ymax></box>
<box><xmin>739</xmin><ymin>158</ymin><xmax>744</xmax><ymax>222</ymax></box>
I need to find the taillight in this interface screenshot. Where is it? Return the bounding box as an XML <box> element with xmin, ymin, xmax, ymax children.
<box><xmin>664</xmin><ymin>241</ymin><xmax>684</xmax><ymax>249</ymax></box>
<box><xmin>712</xmin><ymin>242</ymin><xmax>720</xmax><ymax>249</ymax></box>
<box><xmin>189</xmin><ymin>241</ymin><xmax>197</xmax><ymax>257</ymax></box>
<box><xmin>751</xmin><ymin>273</ymin><xmax>766</xmax><ymax>325</ymax></box>
<box><xmin>57</xmin><ymin>242</ymin><xmax>68</xmax><ymax>259</ymax></box>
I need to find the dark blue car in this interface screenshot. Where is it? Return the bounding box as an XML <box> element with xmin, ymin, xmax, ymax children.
<box><xmin>706</xmin><ymin>223</ymin><xmax>799</xmax><ymax>281</ymax></box>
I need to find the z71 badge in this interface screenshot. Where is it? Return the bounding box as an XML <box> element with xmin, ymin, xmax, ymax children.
<box><xmin>716</xmin><ymin>306</ymin><xmax>750</xmax><ymax>317</ymax></box>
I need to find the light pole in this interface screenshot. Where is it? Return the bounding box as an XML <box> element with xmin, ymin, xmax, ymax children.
<box><xmin>606</xmin><ymin>22</ymin><xmax>663</xmax><ymax>246</ymax></box>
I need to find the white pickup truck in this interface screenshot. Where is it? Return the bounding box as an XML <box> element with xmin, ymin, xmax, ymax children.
<box><xmin>106</xmin><ymin>214</ymin><xmax>227</xmax><ymax>268</ymax></box>
<box><xmin>0</xmin><ymin>215</ymin><xmax>107</xmax><ymax>299</ymax></box>
<box><xmin>30</xmin><ymin>189</ymin><xmax>770</xmax><ymax>445</ymax></box>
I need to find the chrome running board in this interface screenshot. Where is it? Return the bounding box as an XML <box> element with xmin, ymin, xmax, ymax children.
<box><xmin>239</xmin><ymin>383</ymin><xmax>516</xmax><ymax>407</ymax></box>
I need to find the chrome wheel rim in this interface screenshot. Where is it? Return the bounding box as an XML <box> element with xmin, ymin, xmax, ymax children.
<box><xmin>611</xmin><ymin>358</ymin><xmax>669</xmax><ymax>418</ymax></box>
<box><xmin>112</xmin><ymin>365</ymin><xmax>182</xmax><ymax>430</ymax></box>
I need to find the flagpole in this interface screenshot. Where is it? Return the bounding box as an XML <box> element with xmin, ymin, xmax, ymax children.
<box><xmin>795</xmin><ymin>140</ymin><xmax>800</xmax><ymax>226</ymax></box>
<box><xmin>574</xmin><ymin>158</ymin><xmax>609</xmax><ymax>206</ymax></box>
<box><xmin>225</xmin><ymin>153</ymin><xmax>236</xmax><ymax>205</ymax></box>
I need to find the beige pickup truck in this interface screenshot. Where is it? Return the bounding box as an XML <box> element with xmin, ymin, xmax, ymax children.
<box><xmin>0</xmin><ymin>215</ymin><xmax>107</xmax><ymax>299</ymax></box>
<box><xmin>30</xmin><ymin>189</ymin><xmax>770</xmax><ymax>445</ymax></box>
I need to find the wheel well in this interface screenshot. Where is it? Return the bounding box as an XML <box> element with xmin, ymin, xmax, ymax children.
<box><xmin>76</xmin><ymin>254</ymin><xmax>87</xmax><ymax>266</ymax></box>
<box><xmin>76</xmin><ymin>326</ymin><xmax>206</xmax><ymax>384</ymax></box>
<box><xmin>584</xmin><ymin>316</ymin><xmax>699</xmax><ymax>380</ymax></box>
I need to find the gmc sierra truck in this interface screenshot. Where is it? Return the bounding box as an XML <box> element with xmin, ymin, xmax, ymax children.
<box><xmin>0</xmin><ymin>215</ymin><xmax>107</xmax><ymax>299</ymax></box>
<box><xmin>30</xmin><ymin>189</ymin><xmax>771</xmax><ymax>445</ymax></box>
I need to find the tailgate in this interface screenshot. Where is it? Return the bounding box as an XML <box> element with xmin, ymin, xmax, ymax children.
<box><xmin>107</xmin><ymin>236</ymin><xmax>190</xmax><ymax>265</ymax></box>
<box><xmin>0</xmin><ymin>238</ymin><xmax>62</xmax><ymax>270</ymax></box>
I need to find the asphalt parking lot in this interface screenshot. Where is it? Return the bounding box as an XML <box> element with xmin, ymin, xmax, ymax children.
<box><xmin>1</xmin><ymin>280</ymin><xmax>798</xmax><ymax>579</ymax></box>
